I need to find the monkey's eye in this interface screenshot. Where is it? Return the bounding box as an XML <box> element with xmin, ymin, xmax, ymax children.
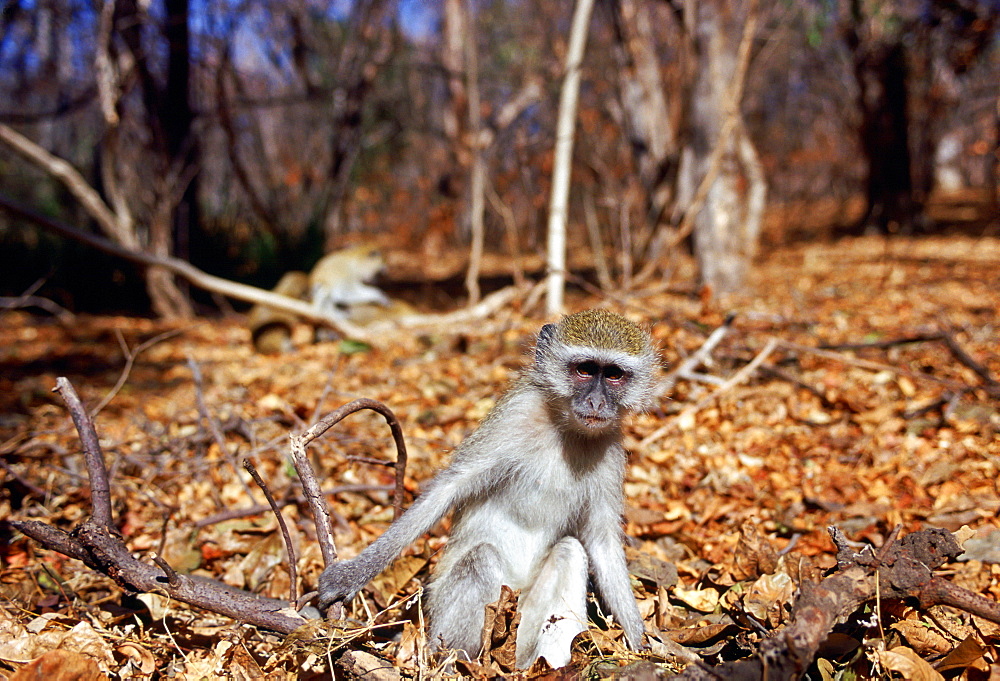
<box><xmin>604</xmin><ymin>364</ymin><xmax>626</xmax><ymax>382</ymax></box>
<box><xmin>576</xmin><ymin>361</ymin><xmax>601</xmax><ymax>378</ymax></box>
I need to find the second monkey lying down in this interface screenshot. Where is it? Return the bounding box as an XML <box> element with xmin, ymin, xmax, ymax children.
<box><xmin>318</xmin><ymin>309</ymin><xmax>656</xmax><ymax>668</ymax></box>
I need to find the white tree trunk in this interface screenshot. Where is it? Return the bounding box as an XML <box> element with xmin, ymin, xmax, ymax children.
<box><xmin>683</xmin><ymin>0</ymin><xmax>766</xmax><ymax>296</ymax></box>
<box><xmin>545</xmin><ymin>0</ymin><xmax>596</xmax><ymax>316</ymax></box>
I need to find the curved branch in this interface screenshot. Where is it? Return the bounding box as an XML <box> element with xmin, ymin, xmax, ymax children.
<box><xmin>0</xmin><ymin>193</ymin><xmax>373</xmax><ymax>342</ymax></box>
<box><xmin>53</xmin><ymin>378</ymin><xmax>113</xmax><ymax>528</ymax></box>
<box><xmin>291</xmin><ymin>399</ymin><xmax>410</xmax><ymax>572</ymax></box>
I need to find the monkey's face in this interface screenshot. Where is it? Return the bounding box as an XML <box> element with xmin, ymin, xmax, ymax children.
<box><xmin>531</xmin><ymin>312</ymin><xmax>656</xmax><ymax>435</ymax></box>
<box><xmin>567</xmin><ymin>358</ymin><xmax>632</xmax><ymax>432</ymax></box>
<box><xmin>351</xmin><ymin>247</ymin><xmax>387</xmax><ymax>282</ymax></box>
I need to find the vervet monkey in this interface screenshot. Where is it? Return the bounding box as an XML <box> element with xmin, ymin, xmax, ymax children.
<box><xmin>319</xmin><ymin>309</ymin><xmax>655</xmax><ymax>668</ymax></box>
<box><xmin>248</xmin><ymin>245</ymin><xmax>400</xmax><ymax>353</ymax></box>
<box><xmin>309</xmin><ymin>244</ymin><xmax>390</xmax><ymax>317</ymax></box>
<box><xmin>246</xmin><ymin>271</ymin><xmax>310</xmax><ymax>354</ymax></box>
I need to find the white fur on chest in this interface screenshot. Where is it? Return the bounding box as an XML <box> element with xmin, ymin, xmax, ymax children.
<box><xmin>442</xmin><ymin>392</ymin><xmax>619</xmax><ymax>588</ymax></box>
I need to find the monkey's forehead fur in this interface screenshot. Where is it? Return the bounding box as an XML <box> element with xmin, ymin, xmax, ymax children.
<box><xmin>554</xmin><ymin>309</ymin><xmax>650</xmax><ymax>356</ymax></box>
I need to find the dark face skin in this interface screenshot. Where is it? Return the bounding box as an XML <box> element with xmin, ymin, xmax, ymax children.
<box><xmin>569</xmin><ymin>359</ymin><xmax>629</xmax><ymax>430</ymax></box>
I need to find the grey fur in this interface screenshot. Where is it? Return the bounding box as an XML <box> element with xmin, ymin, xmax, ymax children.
<box><xmin>318</xmin><ymin>311</ymin><xmax>654</xmax><ymax>666</ymax></box>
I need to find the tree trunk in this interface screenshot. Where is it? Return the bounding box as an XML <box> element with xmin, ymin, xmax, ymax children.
<box><xmin>114</xmin><ymin>0</ymin><xmax>194</xmax><ymax>318</ymax></box>
<box><xmin>148</xmin><ymin>207</ymin><xmax>194</xmax><ymax>320</ymax></box>
<box><xmin>546</xmin><ymin>0</ymin><xmax>596</xmax><ymax>315</ymax></box>
<box><xmin>853</xmin><ymin>40</ymin><xmax>915</xmax><ymax>233</ymax></box>
<box><xmin>682</xmin><ymin>0</ymin><xmax>765</xmax><ymax>296</ymax></box>
<box><xmin>609</xmin><ymin>0</ymin><xmax>681</xmax><ymax>231</ymax></box>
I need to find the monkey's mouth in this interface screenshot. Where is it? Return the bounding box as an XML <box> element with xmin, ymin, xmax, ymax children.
<box><xmin>575</xmin><ymin>413</ymin><xmax>613</xmax><ymax>430</ymax></box>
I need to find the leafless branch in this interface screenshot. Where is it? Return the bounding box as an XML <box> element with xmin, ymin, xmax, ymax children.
<box><xmin>244</xmin><ymin>459</ymin><xmax>298</xmax><ymax>605</ymax></box>
<box><xmin>658</xmin><ymin>313</ymin><xmax>736</xmax><ymax>395</ymax></box>
<box><xmin>91</xmin><ymin>328</ymin><xmax>187</xmax><ymax>417</ymax></box>
<box><xmin>14</xmin><ymin>377</ymin><xmax>309</xmax><ymax>634</ymax></box>
<box><xmin>52</xmin><ymin>378</ymin><xmax>113</xmax><ymax>528</ymax></box>
<box><xmin>642</xmin><ymin>335</ymin><xmax>776</xmax><ymax>448</ymax></box>
<box><xmin>0</xmin><ymin>193</ymin><xmax>374</xmax><ymax>342</ymax></box>
<box><xmin>0</xmin><ymin>291</ymin><xmax>75</xmax><ymax>324</ymax></box>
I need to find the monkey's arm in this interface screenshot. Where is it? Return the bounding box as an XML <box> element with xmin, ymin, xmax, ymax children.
<box><xmin>579</xmin><ymin>502</ymin><xmax>647</xmax><ymax>650</ymax></box>
<box><xmin>317</xmin><ymin>461</ymin><xmax>498</xmax><ymax>610</ymax></box>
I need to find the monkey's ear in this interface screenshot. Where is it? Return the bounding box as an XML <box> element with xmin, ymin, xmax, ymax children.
<box><xmin>535</xmin><ymin>323</ymin><xmax>557</xmax><ymax>363</ymax></box>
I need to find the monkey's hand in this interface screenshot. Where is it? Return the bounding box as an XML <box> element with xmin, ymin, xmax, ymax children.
<box><xmin>317</xmin><ymin>558</ymin><xmax>371</xmax><ymax>612</ymax></box>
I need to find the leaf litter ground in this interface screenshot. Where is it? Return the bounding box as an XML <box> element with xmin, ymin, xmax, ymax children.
<box><xmin>1</xmin><ymin>234</ymin><xmax>998</xmax><ymax>678</ymax></box>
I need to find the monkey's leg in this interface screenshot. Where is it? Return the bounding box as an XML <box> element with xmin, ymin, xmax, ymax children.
<box><xmin>427</xmin><ymin>542</ymin><xmax>505</xmax><ymax>660</ymax></box>
<box><xmin>515</xmin><ymin>537</ymin><xmax>589</xmax><ymax>669</ymax></box>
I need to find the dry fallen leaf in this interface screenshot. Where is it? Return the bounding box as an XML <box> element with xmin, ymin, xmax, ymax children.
<box><xmin>9</xmin><ymin>649</ymin><xmax>104</xmax><ymax>681</ymax></box>
<box><xmin>672</xmin><ymin>585</ymin><xmax>720</xmax><ymax>613</ymax></box>
<box><xmin>874</xmin><ymin>646</ymin><xmax>944</xmax><ymax>681</ymax></box>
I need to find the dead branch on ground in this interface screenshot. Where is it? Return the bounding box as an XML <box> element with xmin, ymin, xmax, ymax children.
<box><xmin>11</xmin><ymin>378</ymin><xmax>308</xmax><ymax>634</ymax></box>
<box><xmin>676</xmin><ymin>526</ymin><xmax>1000</xmax><ymax>680</ymax></box>
<box><xmin>0</xmin><ymin>193</ymin><xmax>374</xmax><ymax>342</ymax></box>
<box><xmin>11</xmin><ymin>378</ymin><xmax>411</xmax><ymax>635</ymax></box>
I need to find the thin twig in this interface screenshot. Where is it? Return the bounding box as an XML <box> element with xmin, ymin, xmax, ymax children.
<box><xmin>817</xmin><ymin>333</ymin><xmax>946</xmax><ymax>351</ymax></box>
<box><xmin>939</xmin><ymin>331</ymin><xmax>1000</xmax><ymax>395</ymax></box>
<box><xmin>299</xmin><ymin>399</ymin><xmax>409</xmax><ymax>522</ymax></box>
<box><xmin>0</xmin><ymin>295</ymin><xmax>75</xmax><ymax>323</ymax></box>
<box><xmin>0</xmin><ymin>458</ymin><xmax>48</xmax><ymax>498</ymax></box>
<box><xmin>689</xmin><ymin>338</ymin><xmax>778</xmax><ymax>411</ymax></box>
<box><xmin>52</xmin><ymin>378</ymin><xmax>113</xmax><ymax>528</ymax></box>
<box><xmin>820</xmin><ymin>330</ymin><xmax>1000</xmax><ymax>397</ymax></box>
<box><xmin>347</xmin><ymin>455</ymin><xmax>397</xmax><ymax>467</ymax></box>
<box><xmin>152</xmin><ymin>554</ymin><xmax>180</xmax><ymax>587</ymax></box>
<box><xmin>244</xmin><ymin>459</ymin><xmax>298</xmax><ymax>604</ymax></box>
<box><xmin>658</xmin><ymin>313</ymin><xmax>736</xmax><ymax>395</ymax></box>
<box><xmin>776</xmin><ymin>341</ymin><xmax>967</xmax><ymax>391</ymax></box>
<box><xmin>91</xmin><ymin>327</ymin><xmax>187</xmax><ymax>416</ymax></box>
<box><xmin>642</xmin><ymin>338</ymin><xmax>777</xmax><ymax>448</ymax></box>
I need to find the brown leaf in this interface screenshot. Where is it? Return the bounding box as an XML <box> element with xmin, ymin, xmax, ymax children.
<box><xmin>9</xmin><ymin>650</ymin><xmax>103</xmax><ymax>681</ymax></box>
<box><xmin>116</xmin><ymin>642</ymin><xmax>156</xmax><ymax>676</ymax></box>
<box><xmin>934</xmin><ymin>636</ymin><xmax>987</xmax><ymax>673</ymax></box>
<box><xmin>662</xmin><ymin>622</ymin><xmax>736</xmax><ymax>645</ymax></box>
<box><xmin>874</xmin><ymin>646</ymin><xmax>944</xmax><ymax>681</ymax></box>
<box><xmin>743</xmin><ymin>571</ymin><xmax>796</xmax><ymax>627</ymax></box>
<box><xmin>626</xmin><ymin>546</ymin><xmax>679</xmax><ymax>589</ymax></box>
<box><xmin>338</xmin><ymin>650</ymin><xmax>401</xmax><ymax>681</ymax></box>
<box><xmin>369</xmin><ymin>554</ymin><xmax>428</xmax><ymax>607</ymax></box>
<box><xmin>890</xmin><ymin>620</ymin><xmax>952</xmax><ymax>656</ymax></box>
<box><xmin>480</xmin><ymin>584</ymin><xmax>521</xmax><ymax>673</ymax></box>
<box><xmin>731</xmin><ymin>520</ymin><xmax>779</xmax><ymax>582</ymax></box>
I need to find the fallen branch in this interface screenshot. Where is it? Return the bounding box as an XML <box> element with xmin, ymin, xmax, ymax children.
<box><xmin>676</xmin><ymin>526</ymin><xmax>1000</xmax><ymax>680</ymax></box>
<box><xmin>0</xmin><ymin>193</ymin><xmax>373</xmax><ymax>342</ymax></box>
<box><xmin>642</xmin><ymin>336</ymin><xmax>776</xmax><ymax>448</ymax></box>
<box><xmin>777</xmin><ymin>340</ymin><xmax>967</xmax><ymax>392</ymax></box>
<box><xmin>819</xmin><ymin>331</ymin><xmax>1000</xmax><ymax>398</ymax></box>
<box><xmin>11</xmin><ymin>378</ymin><xmax>309</xmax><ymax>634</ymax></box>
<box><xmin>658</xmin><ymin>313</ymin><xmax>736</xmax><ymax>396</ymax></box>
<box><xmin>0</xmin><ymin>294</ymin><xmax>75</xmax><ymax>324</ymax></box>
<box><xmin>0</xmin><ymin>193</ymin><xmax>524</xmax><ymax>344</ymax></box>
